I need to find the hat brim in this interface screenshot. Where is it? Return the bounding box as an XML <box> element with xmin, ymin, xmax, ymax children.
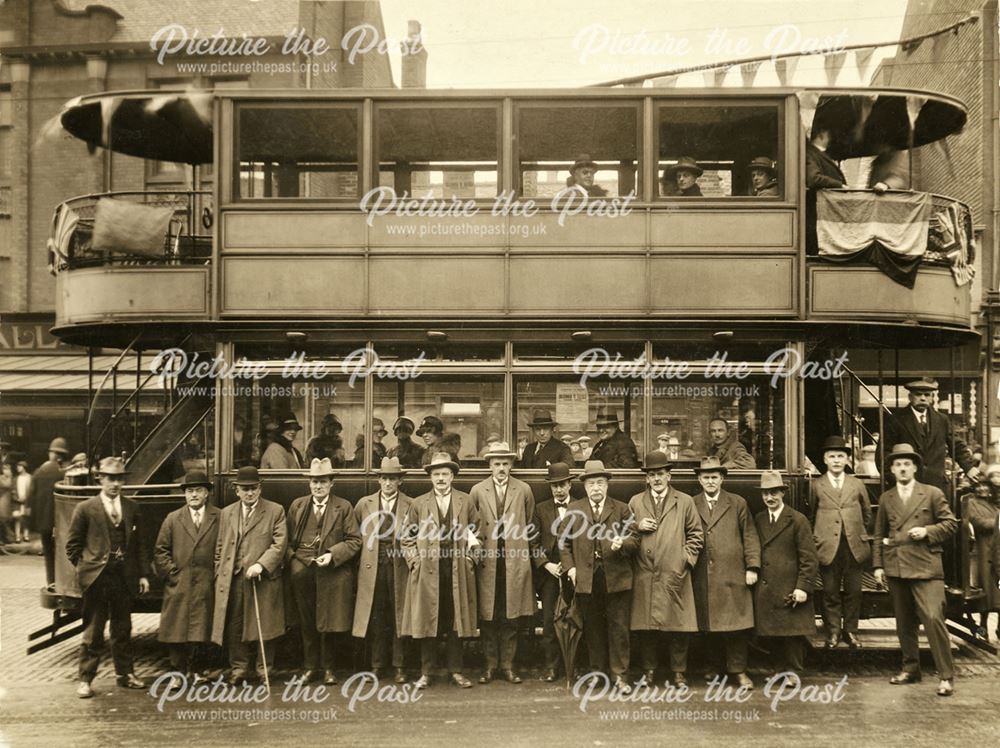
<box><xmin>97</xmin><ymin>470</ymin><xmax>129</xmax><ymax>477</ymax></box>
<box><xmin>425</xmin><ymin>461</ymin><xmax>460</xmax><ymax>475</ymax></box>
<box><xmin>529</xmin><ymin>420</ymin><xmax>558</xmax><ymax>428</ymax></box>
<box><xmin>760</xmin><ymin>482</ymin><xmax>788</xmax><ymax>490</ymax></box>
<box><xmin>234</xmin><ymin>479</ymin><xmax>261</xmax><ymax>486</ymax></box>
<box><xmin>306</xmin><ymin>471</ymin><xmax>336</xmax><ymax>478</ymax></box>
<box><xmin>484</xmin><ymin>452</ymin><xmax>518</xmax><ymax>461</ymax></box>
<box><xmin>376</xmin><ymin>469</ymin><xmax>406</xmax><ymax>477</ymax></box>
<box><xmin>641</xmin><ymin>463</ymin><xmax>673</xmax><ymax>472</ymax></box>
<box><xmin>693</xmin><ymin>466</ymin><xmax>729</xmax><ymax>476</ymax></box>
<box><xmin>595</xmin><ymin>420</ymin><xmax>619</xmax><ymax>428</ymax></box>
<box><xmin>571</xmin><ymin>161</ymin><xmax>598</xmax><ymax>171</ymax></box>
<box><xmin>180</xmin><ymin>481</ymin><xmax>212</xmax><ymax>489</ymax></box>
<box><xmin>822</xmin><ymin>445</ymin><xmax>852</xmax><ymax>455</ymax></box>
<box><xmin>666</xmin><ymin>165</ymin><xmax>704</xmax><ymax>178</ymax></box>
<box><xmin>889</xmin><ymin>452</ymin><xmax>922</xmax><ymax>465</ymax></box>
<box><xmin>282</xmin><ymin>424</ymin><xmax>304</xmax><ymax>432</ymax></box>
<box><xmin>546</xmin><ymin>475</ymin><xmax>573</xmax><ymax>484</ymax></box>
<box><xmin>579</xmin><ymin>471</ymin><xmax>613</xmax><ymax>481</ymax></box>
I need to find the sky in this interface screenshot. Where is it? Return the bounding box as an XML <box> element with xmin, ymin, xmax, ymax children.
<box><xmin>376</xmin><ymin>0</ymin><xmax>911</xmax><ymax>88</ymax></box>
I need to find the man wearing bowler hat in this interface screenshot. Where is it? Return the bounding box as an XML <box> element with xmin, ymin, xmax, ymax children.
<box><xmin>661</xmin><ymin>157</ymin><xmax>703</xmax><ymax>197</ymax></box>
<box><xmin>388</xmin><ymin>416</ymin><xmax>424</xmax><ymax>469</ymax></box>
<box><xmin>748</xmin><ymin>157</ymin><xmax>779</xmax><ymax>197</ymax></box>
<box><xmin>590</xmin><ymin>410</ymin><xmax>640</xmax><ymax>469</ymax></box>
<box><xmin>212</xmin><ymin>466</ymin><xmax>287</xmax><ymax>685</ymax></box>
<box><xmin>30</xmin><ymin>436</ymin><xmax>70</xmax><ymax>588</ymax></box>
<box><xmin>353</xmin><ymin>457</ymin><xmax>412</xmax><ymax>682</ymax></box>
<box><xmin>559</xmin><ymin>460</ymin><xmax>637</xmax><ymax>693</ymax></box>
<box><xmin>565</xmin><ymin>154</ymin><xmax>608</xmax><ymax>198</ymax></box>
<box><xmin>154</xmin><ymin>470</ymin><xmax>220</xmax><ymax>687</ymax></box>
<box><xmin>472</xmin><ymin>442</ymin><xmax>537</xmax><ymax>684</ymax></box>
<box><xmin>261</xmin><ymin>417</ymin><xmax>305</xmax><ymax>470</ymax></box>
<box><xmin>286</xmin><ymin>458</ymin><xmax>361</xmax><ymax>685</ymax></box>
<box><xmin>874</xmin><ymin>443</ymin><xmax>958</xmax><ymax>697</ymax></box>
<box><xmin>690</xmin><ymin>457</ymin><xmax>760</xmax><ymax>690</ymax></box>
<box><xmin>809</xmin><ymin>435</ymin><xmax>873</xmax><ymax>650</ymax></box>
<box><xmin>65</xmin><ymin>457</ymin><xmax>150</xmax><ymax>698</ymax></box>
<box><xmin>629</xmin><ymin>451</ymin><xmax>703</xmax><ymax>687</ymax></box>
<box><xmin>519</xmin><ymin>409</ymin><xmax>575</xmax><ymax>469</ymax></box>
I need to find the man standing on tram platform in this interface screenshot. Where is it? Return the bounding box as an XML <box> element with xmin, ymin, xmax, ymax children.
<box><xmin>30</xmin><ymin>437</ymin><xmax>71</xmax><ymax>588</ymax></box>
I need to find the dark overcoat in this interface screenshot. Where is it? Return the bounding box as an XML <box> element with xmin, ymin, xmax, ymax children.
<box><xmin>154</xmin><ymin>504</ymin><xmax>220</xmax><ymax>643</ymax></box>
<box><xmin>558</xmin><ymin>497</ymin><xmax>636</xmax><ymax>594</ymax></box>
<box><xmin>881</xmin><ymin>407</ymin><xmax>974</xmax><ymax>492</ymax></box>
<box><xmin>65</xmin><ymin>494</ymin><xmax>148</xmax><ymax>594</ymax></box>
<box><xmin>352</xmin><ymin>491</ymin><xmax>413</xmax><ymax>637</ymax></box>
<box><xmin>518</xmin><ymin>439</ymin><xmax>575</xmax><ymax>469</ymax></box>
<box><xmin>28</xmin><ymin>459</ymin><xmax>64</xmax><ymax>533</ymax></box>
<box><xmin>590</xmin><ymin>430</ymin><xmax>640</xmax><ymax>469</ymax></box>
<box><xmin>753</xmin><ymin>507</ymin><xmax>819</xmax><ymax>636</ymax></box>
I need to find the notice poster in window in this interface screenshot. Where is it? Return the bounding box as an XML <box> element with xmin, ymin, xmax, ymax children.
<box><xmin>556</xmin><ymin>383</ymin><xmax>589</xmax><ymax>426</ymax></box>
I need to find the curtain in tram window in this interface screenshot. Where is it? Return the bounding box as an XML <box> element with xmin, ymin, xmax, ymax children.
<box><xmin>816</xmin><ymin>190</ymin><xmax>931</xmax><ymax>288</ymax></box>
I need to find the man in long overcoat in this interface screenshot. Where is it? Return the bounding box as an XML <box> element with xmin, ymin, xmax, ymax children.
<box><xmin>286</xmin><ymin>458</ymin><xmax>361</xmax><ymax>685</ymax></box>
<box><xmin>212</xmin><ymin>466</ymin><xmax>287</xmax><ymax>685</ymax></box>
<box><xmin>628</xmin><ymin>451</ymin><xmax>703</xmax><ymax>687</ymax></box>
<box><xmin>400</xmin><ymin>452</ymin><xmax>480</xmax><ymax>689</ymax></box>
<box><xmin>154</xmin><ymin>470</ymin><xmax>220</xmax><ymax>685</ymax></box>
<box><xmin>30</xmin><ymin>437</ymin><xmax>69</xmax><ymax>587</ymax></box>
<box><xmin>353</xmin><ymin>457</ymin><xmax>412</xmax><ymax>683</ymax></box>
<box><xmin>754</xmin><ymin>471</ymin><xmax>819</xmax><ymax>674</ymax></box>
<box><xmin>471</xmin><ymin>442</ymin><xmax>537</xmax><ymax>684</ymax></box>
<box><xmin>690</xmin><ymin>457</ymin><xmax>760</xmax><ymax>690</ymax></box>
<box><xmin>519</xmin><ymin>410</ymin><xmax>575</xmax><ymax>468</ymax></box>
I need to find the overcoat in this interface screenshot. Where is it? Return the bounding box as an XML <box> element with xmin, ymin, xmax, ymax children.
<box><xmin>753</xmin><ymin>507</ymin><xmax>819</xmax><ymax>636</ymax></box>
<box><xmin>65</xmin><ymin>494</ymin><xmax>148</xmax><ymax>594</ymax></box>
<box><xmin>154</xmin><ymin>504</ymin><xmax>220</xmax><ymax>643</ymax></box>
<box><xmin>628</xmin><ymin>487</ymin><xmax>704</xmax><ymax>632</ymax></box>
<box><xmin>590</xmin><ymin>430</ymin><xmax>640</xmax><ymax>469</ymax></box>
<box><xmin>690</xmin><ymin>490</ymin><xmax>761</xmax><ymax>631</ymax></box>
<box><xmin>399</xmin><ymin>489</ymin><xmax>481</xmax><ymax>639</ymax></box>
<box><xmin>470</xmin><ymin>476</ymin><xmax>537</xmax><ymax>620</ymax></box>
<box><xmin>966</xmin><ymin>494</ymin><xmax>1000</xmax><ymax>610</ymax></box>
<box><xmin>286</xmin><ymin>493</ymin><xmax>362</xmax><ymax>632</ymax></box>
<box><xmin>558</xmin><ymin>496</ymin><xmax>636</xmax><ymax>594</ymax></box>
<box><xmin>260</xmin><ymin>437</ymin><xmax>304</xmax><ymax>470</ymax></box>
<box><xmin>211</xmin><ymin>498</ymin><xmax>287</xmax><ymax>645</ymax></box>
<box><xmin>518</xmin><ymin>439</ymin><xmax>575</xmax><ymax>469</ymax></box>
<box><xmin>352</xmin><ymin>491</ymin><xmax>413</xmax><ymax>637</ymax></box>
<box><xmin>881</xmin><ymin>407</ymin><xmax>974</xmax><ymax>491</ymax></box>
<box><xmin>706</xmin><ymin>436</ymin><xmax>756</xmax><ymax>470</ymax></box>
<box><xmin>28</xmin><ymin>459</ymin><xmax>64</xmax><ymax>533</ymax></box>
<box><xmin>872</xmin><ymin>481</ymin><xmax>958</xmax><ymax>579</ymax></box>
<box><xmin>809</xmin><ymin>474</ymin><xmax>873</xmax><ymax>566</ymax></box>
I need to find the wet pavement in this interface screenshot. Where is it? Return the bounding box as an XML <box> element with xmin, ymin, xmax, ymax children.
<box><xmin>3</xmin><ymin>550</ymin><xmax>1000</xmax><ymax>747</ymax></box>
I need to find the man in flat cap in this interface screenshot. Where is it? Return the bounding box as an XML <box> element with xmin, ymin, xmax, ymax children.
<box><xmin>590</xmin><ymin>410</ymin><xmax>640</xmax><ymax>469</ymax></box>
<box><xmin>66</xmin><ymin>457</ymin><xmax>150</xmax><ymax>698</ymax></box>
<box><xmin>388</xmin><ymin>416</ymin><xmax>424</xmax><ymax>469</ymax></box>
<box><xmin>154</xmin><ymin>470</ymin><xmax>220</xmax><ymax>686</ymax></box>
<box><xmin>566</xmin><ymin>154</ymin><xmax>608</xmax><ymax>198</ymax></box>
<box><xmin>30</xmin><ymin>437</ymin><xmax>70</xmax><ymax>588</ymax></box>
<box><xmin>519</xmin><ymin>409</ymin><xmax>575</xmax><ymax>469</ymax></box>
<box><xmin>261</xmin><ymin>417</ymin><xmax>305</xmax><ymax>470</ymax></box>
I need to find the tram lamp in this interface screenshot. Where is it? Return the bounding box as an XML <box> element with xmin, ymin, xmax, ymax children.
<box><xmin>426</xmin><ymin>330</ymin><xmax>449</xmax><ymax>342</ymax></box>
<box><xmin>286</xmin><ymin>331</ymin><xmax>308</xmax><ymax>344</ymax></box>
<box><xmin>571</xmin><ymin>330</ymin><xmax>592</xmax><ymax>342</ymax></box>
<box><xmin>713</xmin><ymin>330</ymin><xmax>734</xmax><ymax>341</ymax></box>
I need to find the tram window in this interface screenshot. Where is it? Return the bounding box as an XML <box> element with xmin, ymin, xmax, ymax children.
<box><xmin>513</xmin><ymin>377</ymin><xmax>643</xmax><ymax>468</ymax></box>
<box><xmin>513</xmin><ymin>341</ymin><xmax>645</xmax><ymax>362</ymax></box>
<box><xmin>372</xmin><ymin>377</ymin><xmax>505</xmax><ymax>468</ymax></box>
<box><xmin>371</xmin><ymin>342</ymin><xmax>505</xmax><ymax>364</ymax></box>
<box><xmin>236</xmin><ymin>104</ymin><xmax>361</xmax><ymax>199</ymax></box>
<box><xmin>376</xmin><ymin>104</ymin><xmax>500</xmax><ymax>199</ymax></box>
<box><xmin>649</xmin><ymin>376</ymin><xmax>784</xmax><ymax>469</ymax></box>
<box><xmin>516</xmin><ymin>102</ymin><xmax>640</xmax><ymax>199</ymax></box>
<box><xmin>657</xmin><ymin>102</ymin><xmax>781</xmax><ymax>199</ymax></box>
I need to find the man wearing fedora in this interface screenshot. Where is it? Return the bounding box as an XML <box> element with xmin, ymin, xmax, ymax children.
<box><xmin>629</xmin><ymin>452</ymin><xmax>704</xmax><ymax>688</ymax></box>
<box><xmin>400</xmin><ymin>452</ymin><xmax>480</xmax><ymax>689</ymax></box>
<box><xmin>472</xmin><ymin>442</ymin><xmax>537</xmax><ymax>684</ymax></box>
<box><xmin>690</xmin><ymin>457</ymin><xmax>760</xmax><ymax>690</ymax></box>
<box><xmin>753</xmin><ymin>471</ymin><xmax>819</xmax><ymax>674</ymax></box>
<box><xmin>416</xmin><ymin>416</ymin><xmax>462</xmax><ymax>468</ymax></box>
<box><xmin>874</xmin><ymin>443</ymin><xmax>958</xmax><ymax>697</ymax></box>
<box><xmin>519</xmin><ymin>409</ymin><xmax>575</xmax><ymax>469</ymax></box>
<box><xmin>286</xmin><ymin>458</ymin><xmax>361</xmax><ymax>685</ymax></box>
<box><xmin>749</xmin><ymin>157</ymin><xmax>779</xmax><ymax>197</ymax></box>
<box><xmin>565</xmin><ymin>154</ymin><xmax>608</xmax><ymax>198</ymax></box>
<box><xmin>353</xmin><ymin>457</ymin><xmax>412</xmax><ymax>683</ymax></box>
<box><xmin>706</xmin><ymin>418</ymin><xmax>756</xmax><ymax>470</ymax></box>
<box><xmin>65</xmin><ymin>457</ymin><xmax>150</xmax><ymax>698</ymax></box>
<box><xmin>590</xmin><ymin>410</ymin><xmax>640</xmax><ymax>469</ymax></box>
<box><xmin>810</xmin><ymin>436</ymin><xmax>873</xmax><ymax>650</ymax></box>
<box><xmin>29</xmin><ymin>436</ymin><xmax>70</xmax><ymax>588</ymax></box>
<box><xmin>559</xmin><ymin>460</ymin><xmax>637</xmax><ymax>693</ymax></box>
<box><xmin>388</xmin><ymin>416</ymin><xmax>424</xmax><ymax>469</ymax></box>
<box><xmin>154</xmin><ymin>470</ymin><xmax>220</xmax><ymax>685</ymax></box>
<box><xmin>261</xmin><ymin>417</ymin><xmax>305</xmax><ymax>470</ymax></box>
<box><xmin>533</xmin><ymin>462</ymin><xmax>575</xmax><ymax>681</ymax></box>
<box><xmin>212</xmin><ymin>466</ymin><xmax>287</xmax><ymax>685</ymax></box>
<box><xmin>661</xmin><ymin>157</ymin><xmax>703</xmax><ymax>197</ymax></box>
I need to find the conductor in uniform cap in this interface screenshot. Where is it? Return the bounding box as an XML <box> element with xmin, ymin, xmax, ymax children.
<box><xmin>66</xmin><ymin>456</ymin><xmax>150</xmax><ymax>698</ymax></box>
<box><xmin>519</xmin><ymin>409</ymin><xmax>575</xmax><ymax>469</ymax></box>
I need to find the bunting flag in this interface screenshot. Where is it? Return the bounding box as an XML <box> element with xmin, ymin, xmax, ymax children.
<box><xmin>739</xmin><ymin>61</ymin><xmax>762</xmax><ymax>87</ymax></box>
<box><xmin>823</xmin><ymin>51</ymin><xmax>847</xmax><ymax>86</ymax></box>
<box><xmin>905</xmin><ymin>95</ymin><xmax>927</xmax><ymax>134</ymax></box>
<box><xmin>774</xmin><ymin>56</ymin><xmax>799</xmax><ymax>86</ymax></box>
<box><xmin>853</xmin><ymin>48</ymin><xmax>876</xmax><ymax>83</ymax></box>
<box><xmin>653</xmin><ymin>75</ymin><xmax>678</xmax><ymax>88</ymax></box>
<box><xmin>795</xmin><ymin>90</ymin><xmax>821</xmax><ymax>134</ymax></box>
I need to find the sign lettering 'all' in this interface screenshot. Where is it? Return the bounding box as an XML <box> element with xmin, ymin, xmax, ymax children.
<box><xmin>0</xmin><ymin>324</ymin><xmax>65</xmax><ymax>351</ymax></box>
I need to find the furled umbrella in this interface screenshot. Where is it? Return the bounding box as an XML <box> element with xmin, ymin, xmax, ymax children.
<box><xmin>552</xmin><ymin>588</ymin><xmax>584</xmax><ymax>689</ymax></box>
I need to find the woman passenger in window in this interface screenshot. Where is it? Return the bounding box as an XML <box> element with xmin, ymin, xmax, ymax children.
<box><xmin>261</xmin><ymin>417</ymin><xmax>305</xmax><ymax>469</ymax></box>
<box><xmin>416</xmin><ymin>416</ymin><xmax>462</xmax><ymax>467</ymax></box>
<box><xmin>748</xmin><ymin>157</ymin><xmax>779</xmax><ymax>197</ymax></box>
<box><xmin>661</xmin><ymin>157</ymin><xmax>703</xmax><ymax>197</ymax></box>
<box><xmin>305</xmin><ymin>414</ymin><xmax>346</xmax><ymax>467</ymax></box>
<box><xmin>565</xmin><ymin>154</ymin><xmax>608</xmax><ymax>198</ymax></box>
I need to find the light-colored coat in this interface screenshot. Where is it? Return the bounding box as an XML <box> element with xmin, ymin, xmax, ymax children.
<box><xmin>470</xmin><ymin>476</ymin><xmax>537</xmax><ymax>621</ymax></box>
<box><xmin>628</xmin><ymin>487</ymin><xmax>704</xmax><ymax>632</ymax></box>
<box><xmin>400</xmin><ymin>490</ymin><xmax>481</xmax><ymax>639</ymax></box>
<box><xmin>872</xmin><ymin>481</ymin><xmax>958</xmax><ymax>580</ymax></box>
<box><xmin>753</xmin><ymin>507</ymin><xmax>819</xmax><ymax>636</ymax></box>
<box><xmin>352</xmin><ymin>491</ymin><xmax>413</xmax><ymax>638</ymax></box>
<box><xmin>211</xmin><ymin>498</ymin><xmax>287</xmax><ymax>645</ymax></box>
<box><xmin>810</xmin><ymin>474</ymin><xmax>873</xmax><ymax>566</ymax></box>
<box><xmin>154</xmin><ymin>504</ymin><xmax>220</xmax><ymax>643</ymax></box>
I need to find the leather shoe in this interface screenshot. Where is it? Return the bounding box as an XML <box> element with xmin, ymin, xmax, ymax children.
<box><xmin>323</xmin><ymin>670</ymin><xmax>337</xmax><ymax>686</ymax></box>
<box><xmin>166</xmin><ymin>674</ymin><xmax>186</xmax><ymax>692</ymax></box>
<box><xmin>394</xmin><ymin>668</ymin><xmax>408</xmax><ymax>684</ymax></box>
<box><xmin>502</xmin><ymin>669</ymin><xmax>522</xmax><ymax>684</ymax></box>
<box><xmin>227</xmin><ymin>671</ymin><xmax>249</xmax><ymax>686</ymax></box>
<box><xmin>478</xmin><ymin>669</ymin><xmax>495</xmax><ymax>684</ymax></box>
<box><xmin>451</xmin><ymin>672</ymin><xmax>473</xmax><ymax>688</ymax></box>
<box><xmin>76</xmin><ymin>681</ymin><xmax>95</xmax><ymax>699</ymax></box>
<box><xmin>671</xmin><ymin>672</ymin><xmax>688</xmax><ymax>688</ymax></box>
<box><xmin>613</xmin><ymin>676</ymin><xmax>632</xmax><ymax>695</ymax></box>
<box><xmin>117</xmin><ymin>673</ymin><xmax>146</xmax><ymax>690</ymax></box>
<box><xmin>735</xmin><ymin>672</ymin><xmax>754</xmax><ymax>690</ymax></box>
<box><xmin>825</xmin><ymin>632</ymin><xmax>841</xmax><ymax>649</ymax></box>
<box><xmin>889</xmin><ymin>671</ymin><xmax>921</xmax><ymax>685</ymax></box>
<box><xmin>936</xmin><ymin>678</ymin><xmax>954</xmax><ymax>697</ymax></box>
<box><xmin>300</xmin><ymin>669</ymin><xmax>318</xmax><ymax>684</ymax></box>
<box><xmin>540</xmin><ymin>669</ymin><xmax>556</xmax><ymax>682</ymax></box>
<box><xmin>844</xmin><ymin>632</ymin><xmax>862</xmax><ymax>650</ymax></box>
<box><xmin>414</xmin><ymin>674</ymin><xmax>431</xmax><ymax>689</ymax></box>
<box><xmin>640</xmin><ymin>669</ymin><xmax>656</xmax><ymax>686</ymax></box>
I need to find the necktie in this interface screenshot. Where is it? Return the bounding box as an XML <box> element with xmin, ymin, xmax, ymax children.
<box><xmin>591</xmin><ymin>502</ymin><xmax>602</xmax><ymax>518</ymax></box>
<box><xmin>110</xmin><ymin>500</ymin><xmax>120</xmax><ymax>526</ymax></box>
<box><xmin>314</xmin><ymin>501</ymin><xmax>326</xmax><ymax>520</ymax></box>
<box><xmin>193</xmin><ymin>509</ymin><xmax>202</xmax><ymax>529</ymax></box>
<box><xmin>243</xmin><ymin>504</ymin><xmax>254</xmax><ymax>525</ymax></box>
<box><xmin>495</xmin><ymin>482</ymin><xmax>507</xmax><ymax>516</ymax></box>
<box><xmin>706</xmin><ymin>496</ymin><xmax>716</xmax><ymax>513</ymax></box>
<box><xmin>834</xmin><ymin>475</ymin><xmax>842</xmax><ymax>491</ymax></box>
<box><xmin>770</xmin><ymin>513</ymin><xmax>776</xmax><ymax>525</ymax></box>
<box><xmin>555</xmin><ymin>501</ymin><xmax>568</xmax><ymax>519</ymax></box>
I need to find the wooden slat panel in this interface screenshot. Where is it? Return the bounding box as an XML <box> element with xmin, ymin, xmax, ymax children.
<box><xmin>650</xmin><ymin>210</ymin><xmax>795</xmax><ymax>248</ymax></box>
<box><xmin>649</xmin><ymin>256</ymin><xmax>796</xmax><ymax>313</ymax></box>
<box><xmin>221</xmin><ymin>257</ymin><xmax>365</xmax><ymax>313</ymax></box>
<box><xmin>368</xmin><ymin>214</ymin><xmax>507</xmax><ymax>247</ymax></box>
<box><xmin>509</xmin><ymin>212</ymin><xmax>645</xmax><ymax>246</ymax></box>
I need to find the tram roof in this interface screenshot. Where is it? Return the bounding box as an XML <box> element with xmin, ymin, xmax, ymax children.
<box><xmin>58</xmin><ymin>86</ymin><xmax>967</xmax><ymax>165</ymax></box>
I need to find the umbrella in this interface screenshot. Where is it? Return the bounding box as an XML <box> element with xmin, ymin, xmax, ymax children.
<box><xmin>553</xmin><ymin>585</ymin><xmax>584</xmax><ymax>688</ymax></box>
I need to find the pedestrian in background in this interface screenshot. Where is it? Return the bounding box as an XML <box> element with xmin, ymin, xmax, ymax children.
<box><xmin>14</xmin><ymin>461</ymin><xmax>32</xmax><ymax>542</ymax></box>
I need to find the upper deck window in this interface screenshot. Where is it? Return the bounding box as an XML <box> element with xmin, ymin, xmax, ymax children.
<box><xmin>516</xmin><ymin>102</ymin><xmax>640</xmax><ymax>199</ymax></box>
<box><xmin>376</xmin><ymin>103</ymin><xmax>501</xmax><ymax>199</ymax></box>
<box><xmin>657</xmin><ymin>101</ymin><xmax>782</xmax><ymax>199</ymax></box>
<box><xmin>236</xmin><ymin>104</ymin><xmax>361</xmax><ymax>199</ymax></box>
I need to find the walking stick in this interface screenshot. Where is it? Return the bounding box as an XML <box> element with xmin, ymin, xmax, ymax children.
<box><xmin>251</xmin><ymin>578</ymin><xmax>271</xmax><ymax>695</ymax></box>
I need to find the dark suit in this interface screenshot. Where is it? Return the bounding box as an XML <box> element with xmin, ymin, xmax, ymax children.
<box><xmin>533</xmin><ymin>498</ymin><xmax>572</xmax><ymax>672</ymax></box>
<box><xmin>873</xmin><ymin>481</ymin><xmax>958</xmax><ymax>679</ymax></box>
<box><xmin>558</xmin><ymin>497</ymin><xmax>636</xmax><ymax>677</ymax></box>
<box><xmin>29</xmin><ymin>459</ymin><xmax>65</xmax><ymax>585</ymax></box>
<box><xmin>882</xmin><ymin>407</ymin><xmax>974</xmax><ymax>492</ymax></box>
<box><xmin>805</xmin><ymin>142</ymin><xmax>846</xmax><ymax>254</ymax></box>
<box><xmin>65</xmin><ymin>493</ymin><xmax>148</xmax><ymax>682</ymax></box>
<box><xmin>590</xmin><ymin>430</ymin><xmax>640</xmax><ymax>469</ymax></box>
<box><xmin>519</xmin><ymin>439</ymin><xmax>575</xmax><ymax>469</ymax></box>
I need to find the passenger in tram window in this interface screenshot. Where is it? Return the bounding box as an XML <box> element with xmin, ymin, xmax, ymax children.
<box><xmin>417</xmin><ymin>415</ymin><xmax>462</xmax><ymax>467</ymax></box>
<box><xmin>964</xmin><ymin>467</ymin><xmax>1000</xmax><ymax>641</ymax></box>
<box><xmin>518</xmin><ymin>409</ymin><xmax>575</xmax><ymax>469</ymax></box>
<box><xmin>748</xmin><ymin>157</ymin><xmax>779</xmax><ymax>197</ymax></box>
<box><xmin>306</xmin><ymin>414</ymin><xmax>346</xmax><ymax>467</ymax></box>
<box><xmin>753</xmin><ymin>471</ymin><xmax>819</xmax><ymax>676</ymax></box>
<box><xmin>250</xmin><ymin>418</ymin><xmax>278</xmax><ymax>466</ymax></box>
<box><xmin>569</xmin><ymin>438</ymin><xmax>583</xmax><ymax>462</ymax></box>
<box><xmin>855</xmin><ymin>444</ymin><xmax>879</xmax><ymax>476</ymax></box>
<box><xmin>660</xmin><ymin>157</ymin><xmax>703</xmax><ymax>197</ymax></box>
<box><xmin>478</xmin><ymin>432</ymin><xmax>503</xmax><ymax>458</ymax></box>
<box><xmin>565</xmin><ymin>154</ymin><xmax>609</xmax><ymax>198</ymax></box>
<box><xmin>576</xmin><ymin>435</ymin><xmax>593</xmax><ymax>460</ymax></box>
<box><xmin>261</xmin><ymin>417</ymin><xmax>305</xmax><ymax>470</ymax></box>
<box><xmin>590</xmin><ymin>410</ymin><xmax>640</xmax><ymax>469</ymax></box>
<box><xmin>805</xmin><ymin>127</ymin><xmax>846</xmax><ymax>189</ymax></box>
<box><xmin>867</xmin><ymin>140</ymin><xmax>909</xmax><ymax>194</ymax></box>
<box><xmin>387</xmin><ymin>416</ymin><xmax>424</xmax><ymax>469</ymax></box>
<box><xmin>350</xmin><ymin>418</ymin><xmax>388</xmax><ymax>469</ymax></box>
<box><xmin>705</xmin><ymin>418</ymin><xmax>756</xmax><ymax>470</ymax></box>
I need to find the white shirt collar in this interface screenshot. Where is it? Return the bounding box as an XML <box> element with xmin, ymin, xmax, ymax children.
<box><xmin>829</xmin><ymin>472</ymin><xmax>844</xmax><ymax>487</ymax></box>
<box><xmin>911</xmin><ymin>406</ymin><xmax>927</xmax><ymax>422</ymax></box>
<box><xmin>770</xmin><ymin>506</ymin><xmax>784</xmax><ymax>521</ymax></box>
<box><xmin>704</xmin><ymin>492</ymin><xmax>719</xmax><ymax>503</ymax></box>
